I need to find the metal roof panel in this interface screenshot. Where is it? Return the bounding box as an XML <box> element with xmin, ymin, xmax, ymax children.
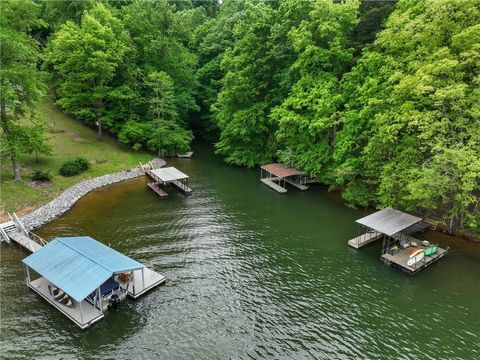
<box><xmin>151</xmin><ymin>167</ymin><xmax>189</xmax><ymax>182</ymax></box>
<box><xmin>356</xmin><ymin>208</ymin><xmax>422</xmax><ymax>236</ymax></box>
<box><xmin>22</xmin><ymin>237</ymin><xmax>144</xmax><ymax>301</ymax></box>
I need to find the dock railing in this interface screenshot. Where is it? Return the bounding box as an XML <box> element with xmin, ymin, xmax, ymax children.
<box><xmin>0</xmin><ymin>226</ymin><xmax>10</xmax><ymax>243</ymax></box>
<box><xmin>10</xmin><ymin>212</ymin><xmax>28</xmax><ymax>236</ymax></box>
<box><xmin>27</xmin><ymin>230</ymin><xmax>48</xmax><ymax>247</ymax></box>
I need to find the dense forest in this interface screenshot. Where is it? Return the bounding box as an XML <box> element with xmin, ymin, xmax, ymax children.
<box><xmin>1</xmin><ymin>0</ymin><xmax>479</xmax><ymax>236</ymax></box>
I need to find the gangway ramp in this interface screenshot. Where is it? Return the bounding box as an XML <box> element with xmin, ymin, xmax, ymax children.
<box><xmin>8</xmin><ymin>231</ymin><xmax>45</xmax><ymax>252</ymax></box>
<box><xmin>0</xmin><ymin>213</ymin><xmax>46</xmax><ymax>252</ymax></box>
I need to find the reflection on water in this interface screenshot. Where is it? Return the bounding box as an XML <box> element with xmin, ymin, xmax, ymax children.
<box><xmin>1</xmin><ymin>142</ymin><xmax>479</xmax><ymax>359</ymax></box>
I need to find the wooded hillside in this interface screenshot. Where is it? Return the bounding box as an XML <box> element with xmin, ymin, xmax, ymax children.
<box><xmin>1</xmin><ymin>0</ymin><xmax>478</xmax><ymax>236</ymax></box>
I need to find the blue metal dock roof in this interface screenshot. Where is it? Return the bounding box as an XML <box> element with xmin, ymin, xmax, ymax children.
<box><xmin>22</xmin><ymin>236</ymin><xmax>144</xmax><ymax>302</ymax></box>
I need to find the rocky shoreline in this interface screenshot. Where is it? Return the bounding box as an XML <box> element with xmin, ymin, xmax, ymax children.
<box><xmin>21</xmin><ymin>158</ymin><xmax>166</xmax><ymax>231</ymax></box>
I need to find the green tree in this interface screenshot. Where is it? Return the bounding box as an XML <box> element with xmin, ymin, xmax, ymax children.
<box><xmin>334</xmin><ymin>0</ymin><xmax>480</xmax><ymax>233</ymax></box>
<box><xmin>45</xmin><ymin>3</ymin><xmax>130</xmax><ymax>138</ymax></box>
<box><xmin>214</xmin><ymin>1</ymin><xmax>280</xmax><ymax>167</ymax></box>
<box><xmin>18</xmin><ymin>118</ymin><xmax>53</xmax><ymax>163</ymax></box>
<box><xmin>118</xmin><ymin>71</ymin><xmax>192</xmax><ymax>156</ymax></box>
<box><xmin>0</xmin><ymin>0</ymin><xmax>45</xmax><ymax>180</ymax></box>
<box><xmin>193</xmin><ymin>0</ymin><xmax>248</xmax><ymax>137</ymax></box>
<box><xmin>271</xmin><ymin>0</ymin><xmax>359</xmax><ymax>179</ymax></box>
<box><xmin>147</xmin><ymin>71</ymin><xmax>181</xmax><ymax>156</ymax></box>
<box><xmin>121</xmin><ymin>0</ymin><xmax>199</xmax><ymax>120</ymax></box>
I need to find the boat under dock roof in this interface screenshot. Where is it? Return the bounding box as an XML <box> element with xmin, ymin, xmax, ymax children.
<box><xmin>22</xmin><ymin>236</ymin><xmax>166</xmax><ymax>328</ymax></box>
<box><xmin>22</xmin><ymin>236</ymin><xmax>144</xmax><ymax>302</ymax></box>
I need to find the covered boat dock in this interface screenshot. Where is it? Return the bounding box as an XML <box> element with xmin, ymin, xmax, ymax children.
<box><xmin>143</xmin><ymin>165</ymin><xmax>192</xmax><ymax>198</ymax></box>
<box><xmin>260</xmin><ymin>163</ymin><xmax>316</xmax><ymax>194</ymax></box>
<box><xmin>348</xmin><ymin>208</ymin><xmax>447</xmax><ymax>275</ymax></box>
<box><xmin>22</xmin><ymin>236</ymin><xmax>166</xmax><ymax>329</ymax></box>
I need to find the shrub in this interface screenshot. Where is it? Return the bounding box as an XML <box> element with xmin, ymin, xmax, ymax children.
<box><xmin>31</xmin><ymin>170</ymin><xmax>52</xmax><ymax>182</ymax></box>
<box><xmin>59</xmin><ymin>157</ymin><xmax>90</xmax><ymax>177</ymax></box>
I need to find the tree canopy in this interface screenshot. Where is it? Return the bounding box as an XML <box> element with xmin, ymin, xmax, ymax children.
<box><xmin>3</xmin><ymin>0</ymin><xmax>478</xmax><ymax>236</ymax></box>
<box><xmin>0</xmin><ymin>0</ymin><xmax>50</xmax><ymax>180</ymax></box>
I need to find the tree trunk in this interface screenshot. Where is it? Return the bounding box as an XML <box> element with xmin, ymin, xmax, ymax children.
<box><xmin>0</xmin><ymin>101</ymin><xmax>21</xmax><ymax>181</ymax></box>
<box><xmin>12</xmin><ymin>157</ymin><xmax>21</xmax><ymax>181</ymax></box>
<box><xmin>97</xmin><ymin>119</ymin><xmax>102</xmax><ymax>139</ymax></box>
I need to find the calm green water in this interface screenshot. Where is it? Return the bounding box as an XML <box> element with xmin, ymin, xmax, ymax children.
<box><xmin>1</xmin><ymin>142</ymin><xmax>479</xmax><ymax>359</ymax></box>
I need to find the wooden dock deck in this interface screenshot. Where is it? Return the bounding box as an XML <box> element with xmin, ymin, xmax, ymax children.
<box><xmin>260</xmin><ymin>177</ymin><xmax>287</xmax><ymax>194</ymax></box>
<box><xmin>348</xmin><ymin>231</ymin><xmax>383</xmax><ymax>249</ymax></box>
<box><xmin>147</xmin><ymin>182</ymin><xmax>168</xmax><ymax>198</ymax></box>
<box><xmin>284</xmin><ymin>178</ymin><xmax>309</xmax><ymax>191</ymax></box>
<box><xmin>171</xmin><ymin>179</ymin><xmax>192</xmax><ymax>194</ymax></box>
<box><xmin>144</xmin><ymin>166</ymin><xmax>191</xmax><ymax>197</ymax></box>
<box><xmin>29</xmin><ymin>277</ymin><xmax>104</xmax><ymax>329</ymax></box>
<box><xmin>127</xmin><ymin>267</ymin><xmax>166</xmax><ymax>299</ymax></box>
<box><xmin>381</xmin><ymin>247</ymin><xmax>448</xmax><ymax>275</ymax></box>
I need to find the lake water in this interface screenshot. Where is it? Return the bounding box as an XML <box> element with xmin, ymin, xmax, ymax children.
<box><xmin>1</xmin><ymin>142</ymin><xmax>479</xmax><ymax>359</ymax></box>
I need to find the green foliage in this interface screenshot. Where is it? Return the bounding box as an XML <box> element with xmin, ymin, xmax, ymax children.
<box><xmin>59</xmin><ymin>157</ymin><xmax>90</xmax><ymax>177</ymax></box>
<box><xmin>6</xmin><ymin>0</ymin><xmax>478</xmax><ymax>235</ymax></box>
<box><xmin>333</xmin><ymin>0</ymin><xmax>480</xmax><ymax>232</ymax></box>
<box><xmin>45</xmin><ymin>3</ymin><xmax>131</xmax><ymax>137</ymax></box>
<box><xmin>193</xmin><ymin>0</ymin><xmax>248</xmax><ymax>136</ymax></box>
<box><xmin>0</xmin><ymin>0</ymin><xmax>46</xmax><ymax>180</ymax></box>
<box><xmin>272</xmin><ymin>0</ymin><xmax>359</xmax><ymax>179</ymax></box>
<box><xmin>18</xmin><ymin>118</ymin><xmax>53</xmax><ymax>162</ymax></box>
<box><xmin>31</xmin><ymin>169</ymin><xmax>52</xmax><ymax>182</ymax></box>
<box><xmin>214</xmin><ymin>1</ymin><xmax>283</xmax><ymax>167</ymax></box>
<box><xmin>121</xmin><ymin>0</ymin><xmax>200</xmax><ymax>119</ymax></box>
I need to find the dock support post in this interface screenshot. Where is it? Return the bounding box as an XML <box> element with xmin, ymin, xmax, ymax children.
<box><xmin>80</xmin><ymin>301</ymin><xmax>84</xmax><ymax>324</ymax></box>
<box><xmin>97</xmin><ymin>287</ymin><xmax>101</xmax><ymax>310</ymax></box>
<box><xmin>24</xmin><ymin>264</ymin><xmax>31</xmax><ymax>284</ymax></box>
<box><xmin>131</xmin><ymin>271</ymin><xmax>135</xmax><ymax>296</ymax></box>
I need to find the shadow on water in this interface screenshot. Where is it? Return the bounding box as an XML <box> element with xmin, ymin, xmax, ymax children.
<box><xmin>1</xmin><ymin>140</ymin><xmax>479</xmax><ymax>359</ymax></box>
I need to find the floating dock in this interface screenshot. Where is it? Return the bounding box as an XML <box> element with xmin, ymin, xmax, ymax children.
<box><xmin>29</xmin><ymin>276</ymin><xmax>104</xmax><ymax>329</ymax></box>
<box><xmin>2</xmin><ymin>215</ymin><xmax>166</xmax><ymax>330</ymax></box>
<box><xmin>142</xmin><ymin>164</ymin><xmax>192</xmax><ymax>198</ymax></box>
<box><xmin>381</xmin><ymin>246</ymin><xmax>448</xmax><ymax>275</ymax></box>
<box><xmin>348</xmin><ymin>231</ymin><xmax>383</xmax><ymax>249</ymax></box>
<box><xmin>22</xmin><ymin>236</ymin><xmax>166</xmax><ymax>329</ymax></box>
<box><xmin>260</xmin><ymin>177</ymin><xmax>287</xmax><ymax>194</ymax></box>
<box><xmin>260</xmin><ymin>163</ymin><xmax>316</xmax><ymax>194</ymax></box>
<box><xmin>348</xmin><ymin>208</ymin><xmax>447</xmax><ymax>275</ymax></box>
<box><xmin>147</xmin><ymin>182</ymin><xmax>168</xmax><ymax>198</ymax></box>
<box><xmin>177</xmin><ymin>151</ymin><xmax>193</xmax><ymax>159</ymax></box>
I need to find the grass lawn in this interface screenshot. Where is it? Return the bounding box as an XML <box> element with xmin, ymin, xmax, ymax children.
<box><xmin>0</xmin><ymin>98</ymin><xmax>152</xmax><ymax>219</ymax></box>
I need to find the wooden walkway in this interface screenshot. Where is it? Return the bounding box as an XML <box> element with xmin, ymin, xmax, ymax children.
<box><xmin>382</xmin><ymin>247</ymin><xmax>448</xmax><ymax>275</ymax></box>
<box><xmin>147</xmin><ymin>182</ymin><xmax>168</xmax><ymax>198</ymax></box>
<box><xmin>8</xmin><ymin>231</ymin><xmax>45</xmax><ymax>253</ymax></box>
<box><xmin>348</xmin><ymin>232</ymin><xmax>383</xmax><ymax>249</ymax></box>
<box><xmin>260</xmin><ymin>177</ymin><xmax>287</xmax><ymax>194</ymax></box>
